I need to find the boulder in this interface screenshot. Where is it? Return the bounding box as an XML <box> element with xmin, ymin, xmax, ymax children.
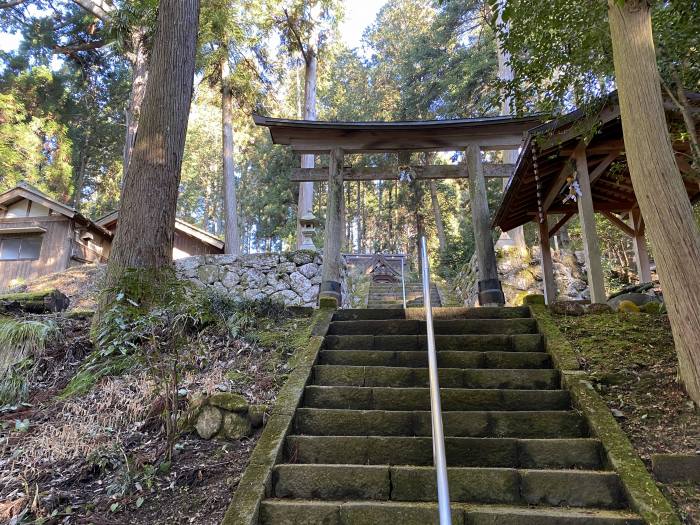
<box><xmin>298</xmin><ymin>263</ymin><xmax>319</xmax><ymax>279</ymax></box>
<box><xmin>240</xmin><ymin>268</ymin><xmax>266</xmax><ymax>289</ymax></box>
<box><xmin>195</xmin><ymin>406</ymin><xmax>222</xmax><ymax>439</ymax></box>
<box><xmin>222</xmin><ymin>271</ymin><xmax>240</xmax><ymax>289</ymax></box>
<box><xmin>208</xmin><ymin>392</ymin><xmax>249</xmax><ymax>413</ymax></box>
<box><xmin>248</xmin><ymin>404</ymin><xmax>268</xmax><ymax>428</ymax></box>
<box><xmin>608</xmin><ymin>292</ymin><xmax>656</xmax><ymax>311</ymax></box>
<box><xmin>221</xmin><ymin>412</ymin><xmax>252</xmax><ymax>440</ymax></box>
<box><xmin>549</xmin><ymin>301</ymin><xmax>586</xmax><ymax>316</ymax></box>
<box><xmin>197</xmin><ymin>265</ymin><xmax>220</xmax><ymax>285</ymax></box>
<box><xmin>586</xmin><ymin>303</ymin><xmax>613</xmax><ymax>314</ymax></box>
<box><xmin>292</xmin><ymin>251</ymin><xmax>314</xmax><ymax>265</ymax></box>
<box><xmin>289</xmin><ymin>272</ymin><xmax>312</xmax><ymax>294</ymax></box>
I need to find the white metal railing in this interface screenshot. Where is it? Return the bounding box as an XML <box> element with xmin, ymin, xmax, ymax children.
<box><xmin>400</xmin><ymin>255</ymin><xmax>407</xmax><ymax>308</ymax></box>
<box><xmin>419</xmin><ymin>236</ymin><xmax>452</xmax><ymax>524</ymax></box>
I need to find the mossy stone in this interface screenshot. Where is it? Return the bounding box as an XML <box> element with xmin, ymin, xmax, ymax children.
<box><xmin>641</xmin><ymin>302</ymin><xmax>662</xmax><ymax>314</ymax></box>
<box><xmin>221</xmin><ymin>412</ymin><xmax>252</xmax><ymax>440</ymax></box>
<box><xmin>522</xmin><ymin>294</ymin><xmax>545</xmax><ymax>305</ymax></box>
<box><xmin>209</xmin><ymin>392</ymin><xmax>249</xmax><ymax>413</ymax></box>
<box><xmin>196</xmin><ymin>405</ymin><xmax>222</xmax><ymax>439</ymax></box>
<box><xmin>248</xmin><ymin>404</ymin><xmax>268</xmax><ymax>428</ymax></box>
<box><xmin>618</xmin><ymin>300</ymin><xmax>641</xmax><ymax>313</ymax></box>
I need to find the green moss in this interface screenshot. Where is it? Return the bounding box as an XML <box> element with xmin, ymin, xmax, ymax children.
<box><xmin>64</xmin><ymin>309</ymin><xmax>95</xmax><ymax>319</ymax></box>
<box><xmin>0</xmin><ymin>289</ymin><xmax>57</xmax><ymax>302</ymax></box>
<box><xmin>618</xmin><ymin>300</ymin><xmax>641</xmax><ymax>313</ymax></box>
<box><xmin>529</xmin><ymin>305</ymin><xmax>580</xmax><ymax>371</ymax></box>
<box><xmin>641</xmin><ymin>302</ymin><xmax>662</xmax><ymax>314</ymax></box>
<box><xmin>522</xmin><ymin>294</ymin><xmax>546</xmax><ymax>305</ymax></box>
<box><xmin>60</xmin><ymin>353</ymin><xmax>134</xmax><ymax>398</ymax></box>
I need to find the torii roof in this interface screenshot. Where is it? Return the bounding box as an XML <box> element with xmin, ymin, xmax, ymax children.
<box><xmin>253</xmin><ymin>114</ymin><xmax>544</xmax><ymax>153</ymax></box>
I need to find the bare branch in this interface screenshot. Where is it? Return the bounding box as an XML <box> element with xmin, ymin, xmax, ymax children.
<box><xmin>53</xmin><ymin>39</ymin><xmax>106</xmax><ymax>54</ymax></box>
<box><xmin>72</xmin><ymin>0</ymin><xmax>113</xmax><ymax>22</ymax></box>
<box><xmin>283</xmin><ymin>8</ymin><xmax>308</xmax><ymax>63</ymax></box>
<box><xmin>0</xmin><ymin>0</ymin><xmax>29</xmax><ymax>8</ymax></box>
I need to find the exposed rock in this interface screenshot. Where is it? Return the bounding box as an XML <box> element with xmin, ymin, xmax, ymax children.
<box><xmin>222</xmin><ymin>271</ymin><xmax>240</xmax><ymax>289</ymax></box>
<box><xmin>292</xmin><ymin>251</ymin><xmax>314</xmax><ymax>265</ymax></box>
<box><xmin>608</xmin><ymin>292</ymin><xmax>657</xmax><ymax>311</ymax></box>
<box><xmin>289</xmin><ymin>272</ymin><xmax>312</xmax><ymax>294</ymax></box>
<box><xmin>240</xmin><ymin>268</ymin><xmax>266</xmax><ymax>289</ymax></box>
<box><xmin>220</xmin><ymin>412</ymin><xmax>252</xmax><ymax>440</ymax></box>
<box><xmin>276</xmin><ymin>262</ymin><xmax>296</xmax><ymax>274</ymax></box>
<box><xmin>298</xmin><ymin>263</ymin><xmax>318</xmax><ymax>279</ymax></box>
<box><xmin>549</xmin><ymin>301</ymin><xmax>586</xmax><ymax>316</ymax></box>
<box><xmin>208</xmin><ymin>392</ymin><xmax>248</xmax><ymax>413</ymax></box>
<box><xmin>248</xmin><ymin>404</ymin><xmax>268</xmax><ymax>428</ymax></box>
<box><xmin>197</xmin><ymin>265</ymin><xmax>220</xmax><ymax>285</ymax></box>
<box><xmin>195</xmin><ymin>406</ymin><xmax>222</xmax><ymax>439</ymax></box>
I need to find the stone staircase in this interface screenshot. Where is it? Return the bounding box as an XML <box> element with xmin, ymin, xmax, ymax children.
<box><xmin>258</xmin><ymin>308</ymin><xmax>643</xmax><ymax>524</ymax></box>
<box><xmin>367</xmin><ymin>281</ymin><xmax>442</xmax><ymax>308</ymax></box>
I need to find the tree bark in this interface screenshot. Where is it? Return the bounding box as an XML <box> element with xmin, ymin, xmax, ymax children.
<box><xmin>123</xmin><ymin>28</ymin><xmax>149</xmax><ymax>179</ymax></box>
<box><xmin>608</xmin><ymin>0</ymin><xmax>700</xmax><ymax>404</ymax></box>
<box><xmin>102</xmin><ymin>0</ymin><xmax>200</xmax><ymax>291</ymax></box>
<box><xmin>296</xmin><ymin>48</ymin><xmax>318</xmax><ymax>248</ymax></box>
<box><xmin>319</xmin><ymin>148</ymin><xmax>344</xmax><ymax>308</ymax></box>
<box><xmin>221</xmin><ymin>52</ymin><xmax>240</xmax><ymax>255</ymax></box>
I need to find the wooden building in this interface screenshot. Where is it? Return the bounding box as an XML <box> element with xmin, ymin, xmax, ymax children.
<box><xmin>96</xmin><ymin>211</ymin><xmax>224</xmax><ymax>259</ymax></box>
<box><xmin>493</xmin><ymin>91</ymin><xmax>700</xmax><ymax>304</ymax></box>
<box><xmin>0</xmin><ymin>182</ymin><xmax>112</xmax><ymax>291</ymax></box>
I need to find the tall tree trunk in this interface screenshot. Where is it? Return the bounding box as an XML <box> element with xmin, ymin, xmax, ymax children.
<box><xmin>429</xmin><ymin>181</ymin><xmax>447</xmax><ymax>254</ymax></box>
<box><xmin>221</xmin><ymin>52</ymin><xmax>240</xmax><ymax>255</ymax></box>
<box><xmin>608</xmin><ymin>0</ymin><xmax>700</xmax><ymax>405</ymax></box>
<box><xmin>356</xmin><ymin>181</ymin><xmax>362</xmax><ymax>252</ymax></box>
<box><xmin>123</xmin><ymin>28</ymin><xmax>149</xmax><ymax>179</ymax></box>
<box><xmin>72</xmin><ymin>128</ymin><xmax>91</xmax><ymax>209</ymax></box>
<box><xmin>296</xmin><ymin>48</ymin><xmax>318</xmax><ymax>248</ymax></box>
<box><xmin>102</xmin><ymin>0</ymin><xmax>200</xmax><ymax>302</ymax></box>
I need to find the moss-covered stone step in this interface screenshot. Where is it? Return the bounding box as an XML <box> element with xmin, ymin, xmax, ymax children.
<box><xmin>272</xmin><ymin>465</ymin><xmax>625</xmax><ymax>509</ymax></box>
<box><xmin>259</xmin><ymin>500</ymin><xmax>643</xmax><ymax>525</ymax></box>
<box><xmin>327</xmin><ymin>318</ymin><xmax>538</xmax><ymax>336</ymax></box>
<box><xmin>318</xmin><ymin>350</ymin><xmax>552</xmax><ymax>369</ymax></box>
<box><xmin>323</xmin><ymin>334</ymin><xmax>544</xmax><ymax>352</ymax></box>
<box><xmin>332</xmin><ymin>309</ymin><xmax>406</xmax><ymax>322</ymax></box>
<box><xmin>312</xmin><ymin>366</ymin><xmax>560</xmax><ymax>390</ymax></box>
<box><xmin>303</xmin><ymin>386</ymin><xmax>570</xmax><ymax>411</ymax></box>
<box><xmin>294</xmin><ymin>409</ymin><xmax>587</xmax><ymax>438</ymax></box>
<box><xmin>284</xmin><ymin>436</ymin><xmax>602</xmax><ymax>469</ymax></box>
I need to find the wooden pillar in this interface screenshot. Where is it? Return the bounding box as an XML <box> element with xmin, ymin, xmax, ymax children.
<box><xmin>630</xmin><ymin>208</ymin><xmax>652</xmax><ymax>283</ymax></box>
<box><xmin>466</xmin><ymin>144</ymin><xmax>505</xmax><ymax>306</ymax></box>
<box><xmin>538</xmin><ymin>217</ymin><xmax>556</xmax><ymax>304</ymax></box>
<box><xmin>574</xmin><ymin>145</ymin><xmax>606</xmax><ymax>303</ymax></box>
<box><xmin>319</xmin><ymin>147</ymin><xmax>344</xmax><ymax>308</ymax></box>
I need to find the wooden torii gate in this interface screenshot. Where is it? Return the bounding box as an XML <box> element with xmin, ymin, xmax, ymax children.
<box><xmin>254</xmin><ymin>114</ymin><xmax>542</xmax><ymax>308</ymax></box>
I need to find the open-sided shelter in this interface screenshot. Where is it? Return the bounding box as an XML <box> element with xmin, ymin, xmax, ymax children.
<box><xmin>494</xmin><ymin>91</ymin><xmax>700</xmax><ymax>304</ymax></box>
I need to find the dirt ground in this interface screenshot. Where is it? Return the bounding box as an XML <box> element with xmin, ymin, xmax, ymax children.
<box><xmin>0</xmin><ymin>311</ymin><xmax>306</xmax><ymax>525</ymax></box>
<box><xmin>556</xmin><ymin>312</ymin><xmax>700</xmax><ymax>524</ymax></box>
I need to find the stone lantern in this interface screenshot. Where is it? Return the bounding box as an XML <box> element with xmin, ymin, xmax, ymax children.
<box><xmin>299</xmin><ymin>212</ymin><xmax>320</xmax><ymax>251</ymax></box>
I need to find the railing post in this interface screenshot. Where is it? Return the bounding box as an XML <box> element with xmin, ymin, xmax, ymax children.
<box><xmin>420</xmin><ymin>236</ymin><xmax>451</xmax><ymax>525</ymax></box>
<box><xmin>401</xmin><ymin>255</ymin><xmax>407</xmax><ymax>309</ymax></box>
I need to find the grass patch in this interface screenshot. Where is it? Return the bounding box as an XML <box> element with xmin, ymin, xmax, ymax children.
<box><xmin>0</xmin><ymin>316</ymin><xmax>58</xmax><ymax>405</ymax></box>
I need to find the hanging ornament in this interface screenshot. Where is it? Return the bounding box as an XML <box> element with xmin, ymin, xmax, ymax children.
<box><xmin>398</xmin><ymin>165</ymin><xmax>414</xmax><ymax>183</ymax></box>
<box><xmin>562</xmin><ymin>174</ymin><xmax>582</xmax><ymax>204</ymax></box>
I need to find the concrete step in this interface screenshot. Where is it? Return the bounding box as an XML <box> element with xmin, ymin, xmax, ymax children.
<box><xmin>303</xmin><ymin>386</ymin><xmax>571</xmax><ymax>411</ymax></box>
<box><xmin>312</xmin><ymin>366</ymin><xmax>560</xmax><ymax>389</ymax></box>
<box><xmin>333</xmin><ymin>309</ymin><xmax>406</xmax><ymax>321</ymax></box>
<box><xmin>259</xmin><ymin>500</ymin><xmax>643</xmax><ymax>525</ymax></box>
<box><xmin>327</xmin><ymin>318</ymin><xmax>538</xmax><ymax>336</ymax></box>
<box><xmin>294</xmin><ymin>409</ymin><xmax>587</xmax><ymax>438</ymax></box>
<box><xmin>318</xmin><ymin>350</ymin><xmax>551</xmax><ymax>369</ymax></box>
<box><xmin>323</xmin><ymin>334</ymin><xmax>543</xmax><ymax>352</ymax></box>
<box><xmin>284</xmin><ymin>436</ymin><xmax>603</xmax><ymax>469</ymax></box>
<box><xmin>271</xmin><ymin>465</ymin><xmax>625</xmax><ymax>509</ymax></box>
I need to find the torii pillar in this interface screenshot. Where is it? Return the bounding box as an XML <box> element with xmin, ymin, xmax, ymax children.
<box><xmin>319</xmin><ymin>147</ymin><xmax>345</xmax><ymax>307</ymax></box>
<box><xmin>466</xmin><ymin>144</ymin><xmax>505</xmax><ymax>306</ymax></box>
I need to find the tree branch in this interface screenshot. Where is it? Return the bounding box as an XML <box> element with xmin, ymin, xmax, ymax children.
<box><xmin>53</xmin><ymin>39</ymin><xmax>106</xmax><ymax>54</ymax></box>
<box><xmin>283</xmin><ymin>8</ymin><xmax>308</xmax><ymax>63</ymax></box>
<box><xmin>72</xmin><ymin>0</ymin><xmax>113</xmax><ymax>22</ymax></box>
<box><xmin>0</xmin><ymin>0</ymin><xmax>29</xmax><ymax>8</ymax></box>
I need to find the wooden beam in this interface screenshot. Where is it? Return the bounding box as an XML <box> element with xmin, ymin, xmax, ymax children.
<box><xmin>542</xmin><ymin>157</ymin><xmax>575</xmax><ymax>212</ymax></box>
<box><xmin>558</xmin><ymin>140</ymin><xmax>625</xmax><ymax>156</ymax></box>
<box><xmin>630</xmin><ymin>208</ymin><xmax>652</xmax><ymax>283</ymax></box>
<box><xmin>291</xmin><ymin>163</ymin><xmax>514</xmax><ymax>182</ymax></box>
<box><xmin>538</xmin><ymin>218</ymin><xmax>557</xmax><ymax>304</ymax></box>
<box><xmin>319</xmin><ymin>148</ymin><xmax>345</xmax><ymax>307</ymax></box>
<box><xmin>589</xmin><ymin>150</ymin><xmax>622</xmax><ymax>183</ymax></box>
<box><xmin>574</xmin><ymin>145</ymin><xmax>607</xmax><ymax>304</ymax></box>
<box><xmin>601</xmin><ymin>211</ymin><xmax>635</xmax><ymax>237</ymax></box>
<box><xmin>549</xmin><ymin>212</ymin><xmax>574</xmax><ymax>238</ymax></box>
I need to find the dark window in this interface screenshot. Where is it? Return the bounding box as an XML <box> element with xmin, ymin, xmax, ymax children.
<box><xmin>0</xmin><ymin>235</ymin><xmax>43</xmax><ymax>260</ymax></box>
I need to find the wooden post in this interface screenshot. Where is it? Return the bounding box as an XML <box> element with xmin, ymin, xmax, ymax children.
<box><xmin>538</xmin><ymin>218</ymin><xmax>556</xmax><ymax>304</ymax></box>
<box><xmin>630</xmin><ymin>208</ymin><xmax>652</xmax><ymax>283</ymax></box>
<box><xmin>574</xmin><ymin>145</ymin><xmax>606</xmax><ymax>303</ymax></box>
<box><xmin>466</xmin><ymin>144</ymin><xmax>504</xmax><ymax>306</ymax></box>
<box><xmin>319</xmin><ymin>147</ymin><xmax>344</xmax><ymax>308</ymax></box>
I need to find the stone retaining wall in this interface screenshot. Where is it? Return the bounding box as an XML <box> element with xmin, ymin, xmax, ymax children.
<box><xmin>175</xmin><ymin>251</ymin><xmax>346</xmax><ymax>308</ymax></box>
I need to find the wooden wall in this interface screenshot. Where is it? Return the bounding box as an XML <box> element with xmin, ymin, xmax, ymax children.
<box><xmin>173</xmin><ymin>231</ymin><xmax>223</xmax><ymax>259</ymax></box>
<box><xmin>0</xmin><ymin>216</ymin><xmax>73</xmax><ymax>291</ymax></box>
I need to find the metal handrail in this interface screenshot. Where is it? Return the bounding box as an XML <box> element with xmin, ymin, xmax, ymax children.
<box><xmin>400</xmin><ymin>256</ymin><xmax>407</xmax><ymax>308</ymax></box>
<box><xmin>419</xmin><ymin>236</ymin><xmax>452</xmax><ymax>525</ymax></box>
